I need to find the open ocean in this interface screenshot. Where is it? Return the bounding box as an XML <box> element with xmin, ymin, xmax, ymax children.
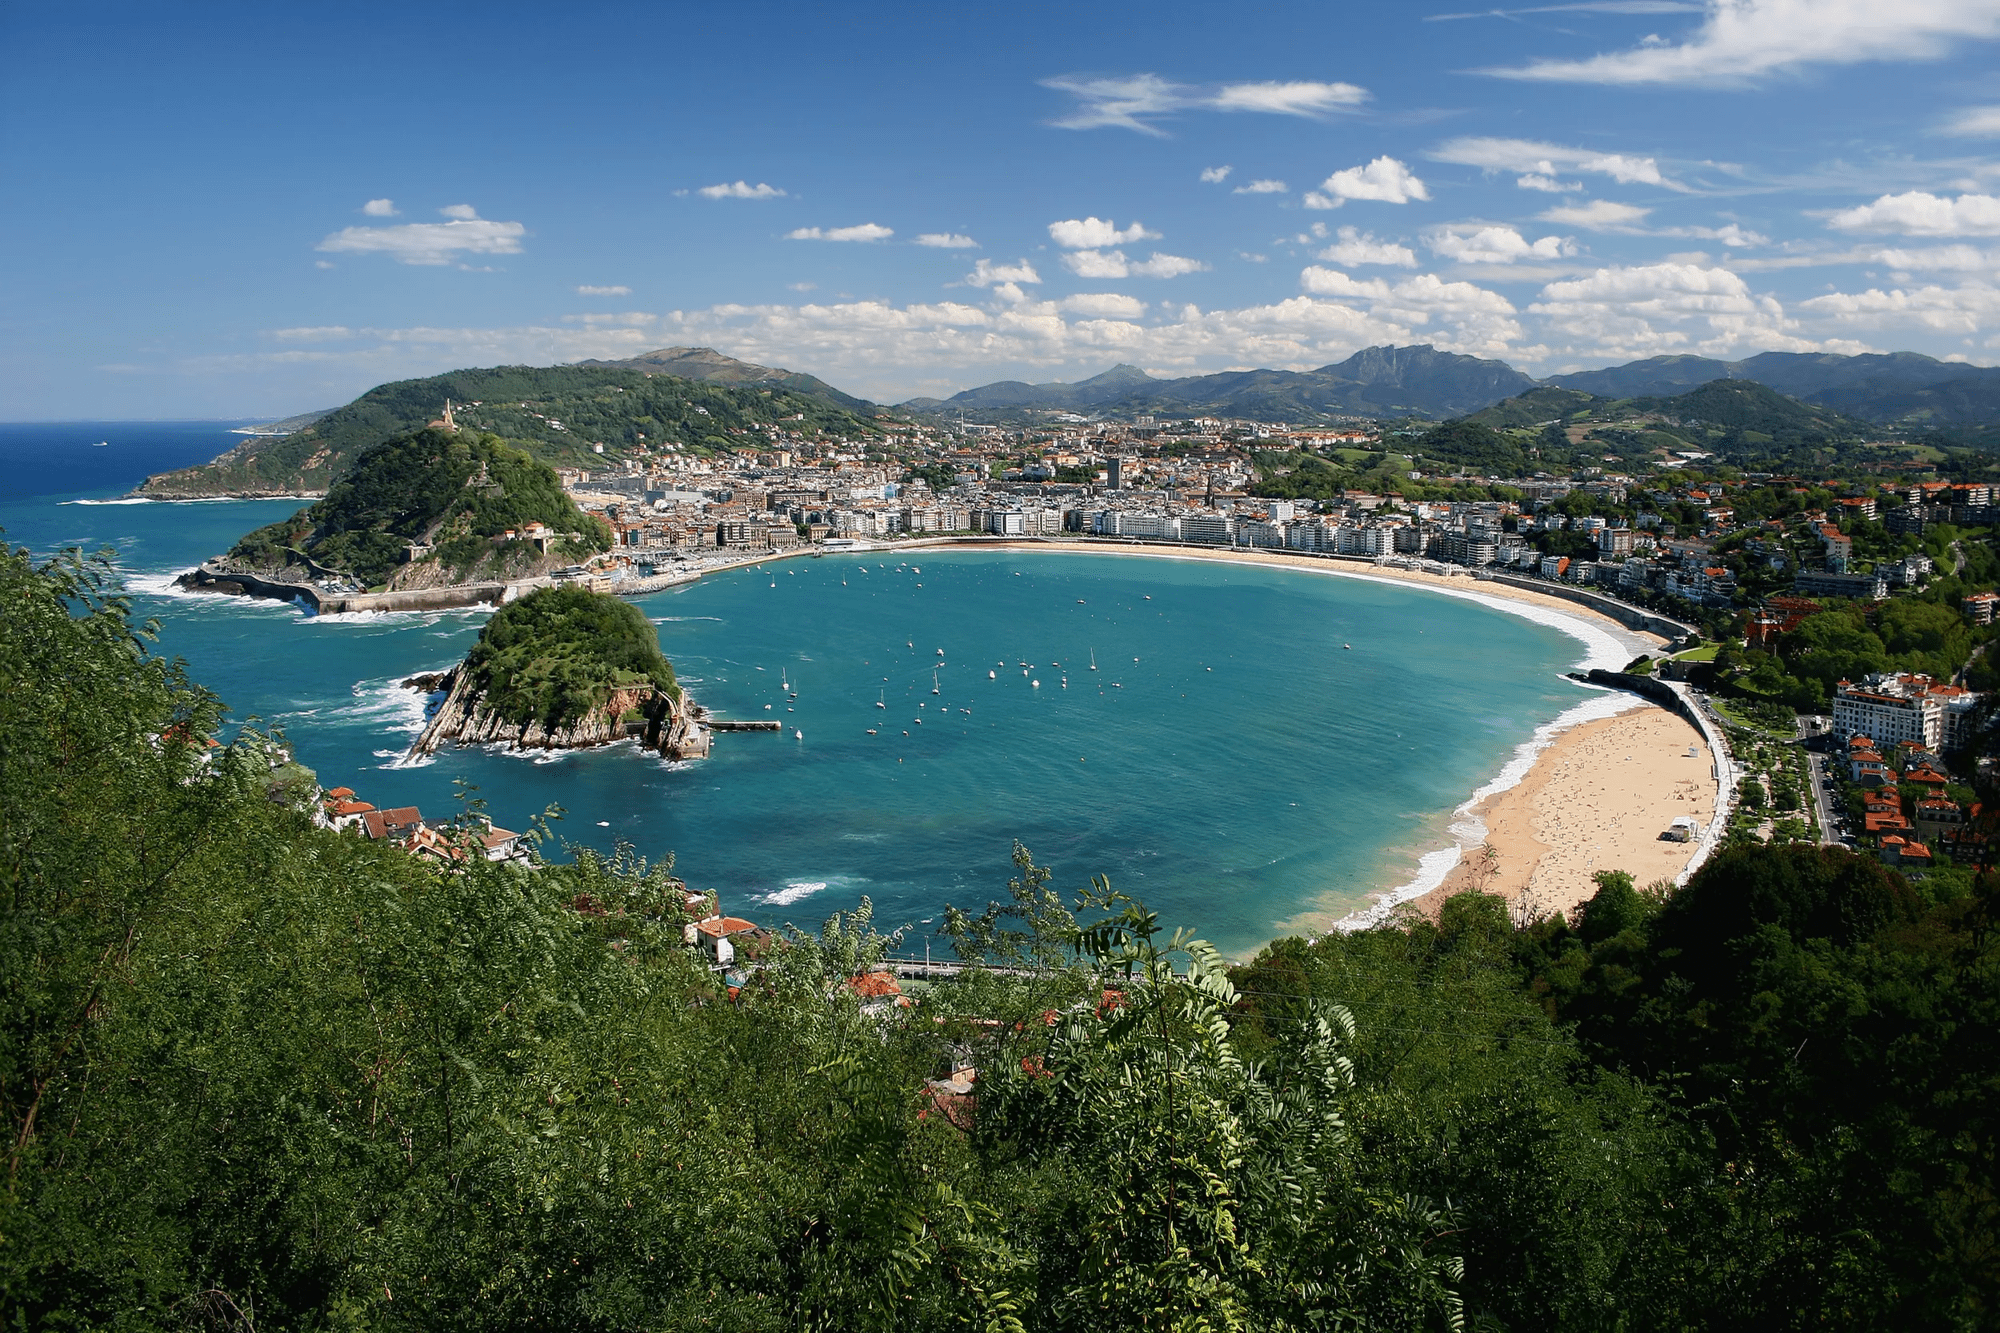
<box><xmin>0</xmin><ymin>422</ymin><xmax>1630</xmax><ymax>956</ymax></box>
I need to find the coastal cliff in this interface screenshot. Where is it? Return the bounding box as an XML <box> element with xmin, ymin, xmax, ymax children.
<box><xmin>407</xmin><ymin>666</ymin><xmax>711</xmax><ymax>759</ymax></box>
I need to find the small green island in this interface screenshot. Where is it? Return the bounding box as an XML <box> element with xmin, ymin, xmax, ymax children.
<box><xmin>408</xmin><ymin>585</ymin><xmax>715</xmax><ymax>759</ymax></box>
<box><xmin>179</xmin><ymin>426</ymin><xmax>611</xmax><ymax>604</ymax></box>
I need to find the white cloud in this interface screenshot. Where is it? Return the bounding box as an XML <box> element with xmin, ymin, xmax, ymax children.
<box><xmin>1298</xmin><ymin>268</ymin><xmax>1527</xmax><ymax>352</ymax></box>
<box><xmin>1540</xmin><ymin>199</ymin><xmax>1653</xmax><ymax>229</ymax></box>
<box><xmin>1941</xmin><ymin>106</ymin><xmax>2000</xmax><ymax>137</ymax></box>
<box><xmin>1059</xmin><ymin>293</ymin><xmax>1148</xmax><ymax>317</ymax></box>
<box><xmin>1427</xmin><ymin>2</ymin><xmax>1704</xmax><ymax>17</ymax></box>
<box><xmin>915</xmin><ymin>232</ymin><xmax>979</xmax><ymax>248</ymax></box>
<box><xmin>1530</xmin><ymin>261</ymin><xmax>1815</xmax><ymax>358</ymax></box>
<box><xmin>1488</xmin><ymin>0</ymin><xmax>2000</xmax><ymax>86</ymax></box>
<box><xmin>966</xmin><ymin>258</ymin><xmax>1042</xmax><ymax>287</ymax></box>
<box><xmin>576</xmin><ymin>284</ymin><xmax>632</xmax><ymax>295</ymax></box>
<box><xmin>1870</xmin><ymin>243</ymin><xmax>2000</xmax><ymax>271</ymax></box>
<box><xmin>1201</xmin><ymin>165</ymin><xmax>1234</xmax><ymax>183</ymax></box>
<box><xmin>1315</xmin><ymin>227</ymin><xmax>1419</xmax><ymax>267</ymax></box>
<box><xmin>1234</xmin><ymin>179</ymin><xmax>1289</xmax><ymax>194</ymax></box>
<box><xmin>1826</xmin><ymin>191</ymin><xmax>2000</xmax><ymax>237</ymax></box>
<box><xmin>362</xmin><ymin>198</ymin><xmax>397</xmax><ymax>216</ymax></box>
<box><xmin>271</xmin><ymin>326</ymin><xmax>354</xmax><ymax>341</ymax></box>
<box><xmin>1429</xmin><ymin>136</ymin><xmax>1677</xmax><ymax>191</ymax></box>
<box><xmin>1427</xmin><ymin>224</ymin><xmax>1575</xmax><ymax>264</ymax></box>
<box><xmin>1518</xmin><ymin>174</ymin><xmax>1584</xmax><ymax>193</ymax></box>
<box><xmin>316</xmin><ymin>208</ymin><xmax>526</xmax><ymax>266</ymax></box>
<box><xmin>786</xmin><ymin>223</ymin><xmax>895</xmax><ymax>242</ymax></box>
<box><xmin>1671</xmin><ymin>221</ymin><xmax>1768</xmax><ymax>247</ymax></box>
<box><xmin>1060</xmin><ymin>250</ymin><xmax>1208</xmax><ymax>279</ymax></box>
<box><xmin>1311</xmin><ymin>157</ymin><xmax>1430</xmax><ymax>207</ymax></box>
<box><xmin>1800</xmin><ymin>281</ymin><xmax>2000</xmax><ymax>334</ymax></box>
<box><xmin>1049</xmin><ymin>217</ymin><xmax>1160</xmax><ymax>248</ymax></box>
<box><xmin>562</xmin><ymin>312</ymin><xmax>657</xmax><ymax>328</ymax></box>
<box><xmin>697</xmin><ymin>180</ymin><xmax>787</xmax><ymax>199</ymax></box>
<box><xmin>1211</xmin><ymin>80</ymin><xmax>1370</xmax><ymax>115</ymax></box>
<box><xmin>1043</xmin><ymin>73</ymin><xmax>1367</xmax><ymax>135</ymax></box>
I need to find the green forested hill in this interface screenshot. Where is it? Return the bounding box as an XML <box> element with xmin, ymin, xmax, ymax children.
<box><xmin>227</xmin><ymin>428</ymin><xmax>610</xmax><ymax>587</ymax></box>
<box><xmin>8</xmin><ymin>541</ymin><xmax>2000</xmax><ymax>1329</ymax></box>
<box><xmin>138</xmin><ymin>364</ymin><xmax>881</xmax><ymax>497</ymax></box>
<box><xmin>465</xmin><ymin>585</ymin><xmax>678</xmax><ymax>728</ymax></box>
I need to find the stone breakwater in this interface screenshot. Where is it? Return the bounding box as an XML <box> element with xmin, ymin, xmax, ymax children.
<box><xmin>405</xmin><ymin>669</ymin><xmax>712</xmax><ymax>761</ymax></box>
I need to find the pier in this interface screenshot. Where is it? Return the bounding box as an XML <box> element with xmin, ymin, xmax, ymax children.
<box><xmin>707</xmin><ymin>719</ymin><xmax>784</xmax><ymax>731</ymax></box>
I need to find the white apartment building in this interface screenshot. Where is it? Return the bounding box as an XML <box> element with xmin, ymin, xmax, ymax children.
<box><xmin>1832</xmin><ymin>672</ymin><xmax>1973</xmax><ymax>750</ymax></box>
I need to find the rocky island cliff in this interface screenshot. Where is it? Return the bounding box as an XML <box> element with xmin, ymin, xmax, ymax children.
<box><xmin>406</xmin><ymin>584</ymin><xmax>713</xmax><ymax>761</ymax></box>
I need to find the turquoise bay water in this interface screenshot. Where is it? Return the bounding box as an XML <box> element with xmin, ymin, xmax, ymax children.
<box><xmin>2</xmin><ymin>424</ymin><xmax>1612</xmax><ymax>956</ymax></box>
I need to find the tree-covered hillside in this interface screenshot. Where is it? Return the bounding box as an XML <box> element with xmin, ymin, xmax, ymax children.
<box><xmin>464</xmin><ymin>585</ymin><xmax>678</xmax><ymax>729</ymax></box>
<box><xmin>227</xmin><ymin>428</ymin><xmax>609</xmax><ymax>588</ymax></box>
<box><xmin>138</xmin><ymin>364</ymin><xmax>881</xmax><ymax>497</ymax></box>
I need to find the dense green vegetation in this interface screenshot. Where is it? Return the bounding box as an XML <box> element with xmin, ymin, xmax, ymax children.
<box><xmin>463</xmin><ymin>584</ymin><xmax>678</xmax><ymax>729</ymax></box>
<box><xmin>139</xmin><ymin>364</ymin><xmax>880</xmax><ymax>496</ymax></box>
<box><xmin>228</xmin><ymin>429</ymin><xmax>610</xmax><ymax>588</ymax></box>
<box><xmin>6</xmin><ymin>540</ymin><xmax>2000</xmax><ymax>1329</ymax></box>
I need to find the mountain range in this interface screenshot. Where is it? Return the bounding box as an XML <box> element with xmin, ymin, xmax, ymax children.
<box><xmin>906</xmin><ymin>345</ymin><xmax>2000</xmax><ymax>428</ymax></box>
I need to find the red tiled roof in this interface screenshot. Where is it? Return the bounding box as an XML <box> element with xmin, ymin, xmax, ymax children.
<box><xmin>846</xmin><ymin>971</ymin><xmax>903</xmax><ymax>999</ymax></box>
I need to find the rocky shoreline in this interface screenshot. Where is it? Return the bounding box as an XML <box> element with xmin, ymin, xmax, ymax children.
<box><xmin>405</xmin><ymin>668</ymin><xmax>713</xmax><ymax>761</ymax></box>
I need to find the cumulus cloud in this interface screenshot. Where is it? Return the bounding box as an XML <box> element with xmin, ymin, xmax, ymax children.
<box><xmin>1043</xmin><ymin>73</ymin><xmax>1367</xmax><ymax>135</ymax></box>
<box><xmin>698</xmin><ymin>180</ymin><xmax>787</xmax><ymax>199</ymax></box>
<box><xmin>1234</xmin><ymin>179</ymin><xmax>1289</xmax><ymax>194</ymax></box>
<box><xmin>576</xmin><ymin>284</ymin><xmax>632</xmax><ymax>295</ymax></box>
<box><xmin>1315</xmin><ymin>227</ymin><xmax>1419</xmax><ymax>267</ymax></box>
<box><xmin>1429</xmin><ymin>136</ymin><xmax>1680</xmax><ymax>191</ymax></box>
<box><xmin>1304</xmin><ymin>157</ymin><xmax>1429</xmax><ymax>209</ymax></box>
<box><xmin>1049</xmin><ymin>217</ymin><xmax>1160</xmax><ymax>248</ymax></box>
<box><xmin>1298</xmin><ymin>268</ymin><xmax>1527</xmax><ymax>352</ymax></box>
<box><xmin>1800</xmin><ymin>280</ymin><xmax>2000</xmax><ymax>334</ymax></box>
<box><xmin>362</xmin><ymin>198</ymin><xmax>398</xmax><ymax>216</ymax></box>
<box><xmin>1518</xmin><ymin>174</ymin><xmax>1585</xmax><ymax>193</ymax></box>
<box><xmin>915</xmin><ymin>232</ymin><xmax>979</xmax><ymax>248</ymax></box>
<box><xmin>966</xmin><ymin>258</ymin><xmax>1042</xmax><ymax>287</ymax></box>
<box><xmin>1060</xmin><ymin>293</ymin><xmax>1148</xmax><ymax>318</ymax></box>
<box><xmin>1427</xmin><ymin>1</ymin><xmax>1703</xmax><ymax>16</ymax></box>
<box><xmin>1061</xmin><ymin>250</ymin><xmax>1208</xmax><ymax>279</ymax></box>
<box><xmin>1201</xmin><ymin>165</ymin><xmax>1234</xmax><ymax>183</ymax></box>
<box><xmin>1427</xmin><ymin>224</ymin><xmax>1575</xmax><ymax>264</ymax></box>
<box><xmin>1540</xmin><ymin>199</ymin><xmax>1653</xmax><ymax>229</ymax></box>
<box><xmin>1531</xmin><ymin>261</ymin><xmax>1814</xmax><ymax>358</ymax></box>
<box><xmin>1940</xmin><ymin>106</ymin><xmax>2000</xmax><ymax>137</ymax></box>
<box><xmin>787</xmin><ymin>223</ymin><xmax>895</xmax><ymax>242</ymax></box>
<box><xmin>316</xmin><ymin>207</ymin><xmax>526</xmax><ymax>266</ymax></box>
<box><xmin>1487</xmin><ymin>0</ymin><xmax>2000</xmax><ymax>86</ymax></box>
<box><xmin>1826</xmin><ymin>191</ymin><xmax>2000</xmax><ymax>237</ymax></box>
<box><xmin>1869</xmin><ymin>244</ymin><xmax>2000</xmax><ymax>271</ymax></box>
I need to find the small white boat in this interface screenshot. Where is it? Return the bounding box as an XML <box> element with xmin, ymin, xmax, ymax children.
<box><xmin>763</xmin><ymin>704</ymin><xmax>773</xmax><ymax>710</ymax></box>
<box><xmin>1089</xmin><ymin>650</ymin><xmax>1098</xmax><ymax>671</ymax></box>
<box><xmin>794</xmin><ymin>729</ymin><xmax>803</xmax><ymax>739</ymax></box>
<box><xmin>914</xmin><ymin>718</ymin><xmax>922</xmax><ymax>725</ymax></box>
<box><xmin>988</xmin><ymin>669</ymin><xmax>996</xmax><ymax>679</ymax></box>
<box><xmin>935</xmin><ymin>647</ymin><xmax>945</xmax><ymax>656</ymax></box>
<box><xmin>912</xmin><ymin>566</ymin><xmax>920</xmax><ymax>573</ymax></box>
<box><xmin>93</xmin><ymin>440</ymin><xmax>109</xmax><ymax>447</ymax></box>
<box><xmin>1031</xmin><ymin>679</ymin><xmax>1040</xmax><ymax>688</ymax></box>
<box><xmin>867</xmin><ymin>728</ymin><xmax>877</xmax><ymax>735</ymax></box>
<box><xmin>1343</xmin><ymin>643</ymin><xmax>1352</xmax><ymax>650</ymax></box>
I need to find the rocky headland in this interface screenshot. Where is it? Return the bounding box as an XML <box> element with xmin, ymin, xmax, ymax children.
<box><xmin>406</xmin><ymin>667</ymin><xmax>712</xmax><ymax>760</ymax></box>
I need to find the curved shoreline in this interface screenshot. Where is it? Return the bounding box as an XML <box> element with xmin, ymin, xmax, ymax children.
<box><xmin>943</xmin><ymin>539</ymin><xmax>1713</xmax><ymax>930</ymax></box>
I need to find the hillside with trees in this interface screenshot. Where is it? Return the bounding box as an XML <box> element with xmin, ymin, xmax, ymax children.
<box><xmin>8</xmin><ymin>539</ymin><xmax>2000</xmax><ymax>1328</ymax></box>
<box><xmin>464</xmin><ymin>584</ymin><xmax>678</xmax><ymax>730</ymax></box>
<box><xmin>136</xmin><ymin>364</ymin><xmax>881</xmax><ymax>497</ymax></box>
<box><xmin>224</xmin><ymin>428</ymin><xmax>610</xmax><ymax>589</ymax></box>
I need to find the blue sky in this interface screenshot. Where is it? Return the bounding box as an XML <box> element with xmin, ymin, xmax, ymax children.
<box><xmin>5</xmin><ymin>0</ymin><xmax>2000</xmax><ymax>418</ymax></box>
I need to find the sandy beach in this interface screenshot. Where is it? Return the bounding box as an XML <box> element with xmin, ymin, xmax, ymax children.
<box><xmin>1406</xmin><ymin>702</ymin><xmax>1715</xmax><ymax>923</ymax></box>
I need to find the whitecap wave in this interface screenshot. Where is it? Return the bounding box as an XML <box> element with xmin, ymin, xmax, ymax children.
<box><xmin>332</xmin><ymin>675</ymin><xmax>435</xmax><ymax>736</ymax></box>
<box><xmin>63</xmin><ymin>497</ymin><xmax>154</xmax><ymax>506</ymax></box>
<box><xmin>763</xmin><ymin>881</ymin><xmax>827</xmax><ymax>906</ymax></box>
